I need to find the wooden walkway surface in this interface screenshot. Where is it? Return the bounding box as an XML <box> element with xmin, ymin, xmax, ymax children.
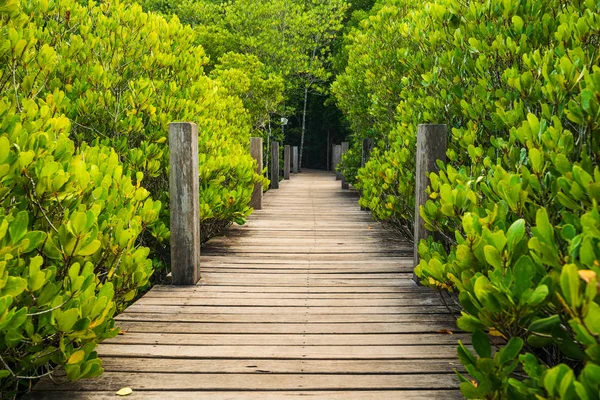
<box><xmin>33</xmin><ymin>170</ymin><xmax>462</xmax><ymax>399</ymax></box>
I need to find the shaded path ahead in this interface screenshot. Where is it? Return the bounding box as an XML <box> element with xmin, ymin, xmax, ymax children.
<box><xmin>34</xmin><ymin>170</ymin><xmax>462</xmax><ymax>399</ymax></box>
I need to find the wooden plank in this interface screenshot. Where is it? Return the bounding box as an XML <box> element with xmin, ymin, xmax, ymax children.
<box><xmin>97</xmin><ymin>357</ymin><xmax>464</xmax><ymax>374</ymax></box>
<box><xmin>29</xmin><ymin>390</ymin><xmax>463</xmax><ymax>399</ymax></box>
<box><xmin>103</xmin><ymin>333</ymin><xmax>467</xmax><ymax>346</ymax></box>
<box><xmin>123</xmin><ymin>305</ymin><xmax>452</xmax><ymax>315</ymax></box>
<box><xmin>133</xmin><ymin>297</ymin><xmax>445</xmax><ymax>307</ymax></box>
<box><xmin>116</xmin><ymin>313</ymin><xmax>455</xmax><ymax>323</ymax></box>
<box><xmin>151</xmin><ymin>285</ymin><xmax>437</xmax><ymax>293</ymax></box>
<box><xmin>115</xmin><ymin>321</ymin><xmax>459</xmax><ymax>334</ymax></box>
<box><xmin>94</xmin><ymin>344</ymin><xmax>464</xmax><ymax>359</ymax></box>
<box><xmin>142</xmin><ymin>291</ymin><xmax>444</xmax><ymax>299</ymax></box>
<box><xmin>35</xmin><ymin>373</ymin><xmax>460</xmax><ymax>391</ymax></box>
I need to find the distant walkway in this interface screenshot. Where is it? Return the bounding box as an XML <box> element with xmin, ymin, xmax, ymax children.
<box><xmin>34</xmin><ymin>170</ymin><xmax>462</xmax><ymax>399</ymax></box>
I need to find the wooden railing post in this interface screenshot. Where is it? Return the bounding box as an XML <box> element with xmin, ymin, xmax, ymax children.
<box><xmin>250</xmin><ymin>137</ymin><xmax>263</xmax><ymax>210</ymax></box>
<box><xmin>414</xmin><ymin>124</ymin><xmax>447</xmax><ymax>283</ymax></box>
<box><xmin>169</xmin><ymin>122</ymin><xmax>201</xmax><ymax>285</ymax></box>
<box><xmin>284</xmin><ymin>145</ymin><xmax>291</xmax><ymax>180</ymax></box>
<box><xmin>341</xmin><ymin>141</ymin><xmax>349</xmax><ymax>189</ymax></box>
<box><xmin>333</xmin><ymin>145</ymin><xmax>342</xmax><ymax>181</ymax></box>
<box><xmin>271</xmin><ymin>141</ymin><xmax>280</xmax><ymax>189</ymax></box>
<box><xmin>360</xmin><ymin>138</ymin><xmax>374</xmax><ymax>210</ymax></box>
<box><xmin>292</xmin><ymin>146</ymin><xmax>299</xmax><ymax>174</ymax></box>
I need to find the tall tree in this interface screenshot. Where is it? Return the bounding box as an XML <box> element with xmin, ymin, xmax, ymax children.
<box><xmin>295</xmin><ymin>0</ymin><xmax>348</xmax><ymax>170</ymax></box>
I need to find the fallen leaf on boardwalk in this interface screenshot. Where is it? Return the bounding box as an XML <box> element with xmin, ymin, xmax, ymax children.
<box><xmin>118</xmin><ymin>330</ymin><xmax>126</xmax><ymax>335</ymax></box>
<box><xmin>437</xmin><ymin>329</ymin><xmax>453</xmax><ymax>334</ymax></box>
<box><xmin>116</xmin><ymin>387</ymin><xmax>133</xmax><ymax>396</ymax></box>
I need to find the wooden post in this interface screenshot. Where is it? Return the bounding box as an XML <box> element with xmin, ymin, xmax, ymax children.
<box><xmin>341</xmin><ymin>142</ymin><xmax>349</xmax><ymax>189</ymax></box>
<box><xmin>414</xmin><ymin>124</ymin><xmax>447</xmax><ymax>283</ymax></box>
<box><xmin>333</xmin><ymin>145</ymin><xmax>342</xmax><ymax>181</ymax></box>
<box><xmin>169</xmin><ymin>122</ymin><xmax>201</xmax><ymax>285</ymax></box>
<box><xmin>362</xmin><ymin>138</ymin><xmax>373</xmax><ymax>168</ymax></box>
<box><xmin>271</xmin><ymin>141</ymin><xmax>279</xmax><ymax>189</ymax></box>
<box><xmin>284</xmin><ymin>145</ymin><xmax>291</xmax><ymax>180</ymax></box>
<box><xmin>292</xmin><ymin>146</ymin><xmax>299</xmax><ymax>174</ymax></box>
<box><xmin>360</xmin><ymin>138</ymin><xmax>374</xmax><ymax>210</ymax></box>
<box><xmin>250</xmin><ymin>137</ymin><xmax>263</xmax><ymax>210</ymax></box>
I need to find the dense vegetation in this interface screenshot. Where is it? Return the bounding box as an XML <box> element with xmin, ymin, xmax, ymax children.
<box><xmin>334</xmin><ymin>0</ymin><xmax>600</xmax><ymax>398</ymax></box>
<box><xmin>3</xmin><ymin>0</ymin><xmax>597</xmax><ymax>397</ymax></box>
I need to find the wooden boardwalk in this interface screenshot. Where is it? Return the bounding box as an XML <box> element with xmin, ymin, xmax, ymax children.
<box><xmin>33</xmin><ymin>170</ymin><xmax>462</xmax><ymax>399</ymax></box>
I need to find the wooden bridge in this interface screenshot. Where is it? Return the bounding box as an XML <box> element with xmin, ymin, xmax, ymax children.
<box><xmin>34</xmin><ymin>169</ymin><xmax>463</xmax><ymax>399</ymax></box>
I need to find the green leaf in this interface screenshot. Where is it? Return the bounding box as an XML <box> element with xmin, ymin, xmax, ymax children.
<box><xmin>534</xmin><ymin>208</ymin><xmax>555</xmax><ymax>245</ymax></box>
<box><xmin>457</xmin><ymin>313</ymin><xmax>485</xmax><ymax>332</ymax></box>
<box><xmin>21</xmin><ymin>231</ymin><xmax>47</xmax><ymax>253</ymax></box>
<box><xmin>71</xmin><ymin>212</ymin><xmax>89</xmax><ymax>236</ymax></box>
<box><xmin>0</xmin><ymin>277</ymin><xmax>27</xmax><ymax>297</ymax></box>
<box><xmin>67</xmin><ymin>350</ymin><xmax>86</xmax><ymax>365</ymax></box>
<box><xmin>529</xmin><ymin>148</ymin><xmax>543</xmax><ymax>174</ymax></box>
<box><xmin>57</xmin><ymin>309</ymin><xmax>80</xmax><ymax>332</ymax></box>
<box><xmin>527</xmin><ymin>284</ymin><xmax>549</xmax><ymax>307</ymax></box>
<box><xmin>513</xmin><ymin>255</ymin><xmax>534</xmax><ymax>294</ymax></box>
<box><xmin>506</xmin><ymin>219</ymin><xmax>525</xmax><ymax>254</ymax></box>
<box><xmin>77</xmin><ymin>240</ymin><xmax>101</xmax><ymax>257</ymax></box>
<box><xmin>472</xmin><ymin>329</ymin><xmax>491</xmax><ymax>358</ymax></box>
<box><xmin>9</xmin><ymin>211</ymin><xmax>28</xmax><ymax>244</ymax></box>
<box><xmin>496</xmin><ymin>337</ymin><xmax>523</xmax><ymax>365</ymax></box>
<box><xmin>512</xmin><ymin>15</ymin><xmax>524</xmax><ymax>31</ymax></box>
<box><xmin>484</xmin><ymin>245</ymin><xmax>503</xmax><ymax>270</ymax></box>
<box><xmin>529</xmin><ymin>315</ymin><xmax>561</xmax><ymax>333</ymax></box>
<box><xmin>560</xmin><ymin>264</ymin><xmax>580</xmax><ymax>307</ymax></box>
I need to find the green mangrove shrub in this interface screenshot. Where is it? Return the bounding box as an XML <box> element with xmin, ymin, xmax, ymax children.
<box><xmin>335</xmin><ymin>0</ymin><xmax>600</xmax><ymax>397</ymax></box>
<box><xmin>0</xmin><ymin>0</ymin><xmax>268</xmax><ymax>395</ymax></box>
<box><xmin>0</xmin><ymin>0</ymin><xmax>160</xmax><ymax>393</ymax></box>
<box><xmin>24</xmin><ymin>0</ymin><xmax>267</xmax><ymax>246</ymax></box>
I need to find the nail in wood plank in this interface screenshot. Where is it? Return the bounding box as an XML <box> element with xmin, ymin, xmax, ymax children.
<box><xmin>169</xmin><ymin>122</ymin><xmax>201</xmax><ymax>285</ymax></box>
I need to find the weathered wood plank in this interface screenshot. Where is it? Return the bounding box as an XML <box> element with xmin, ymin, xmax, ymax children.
<box><xmin>116</xmin><ymin>313</ymin><xmax>454</xmax><ymax>323</ymax></box>
<box><xmin>35</xmin><ymin>373</ymin><xmax>460</xmax><ymax>391</ymax></box>
<box><xmin>30</xmin><ymin>390</ymin><xmax>463</xmax><ymax>400</ymax></box>
<box><xmin>98</xmin><ymin>357</ymin><xmax>464</xmax><ymax>374</ymax></box>
<box><xmin>103</xmin><ymin>333</ymin><xmax>467</xmax><ymax>346</ymax></box>
<box><xmin>115</xmin><ymin>321</ymin><xmax>458</xmax><ymax>334</ymax></box>
<box><xmin>133</xmin><ymin>297</ymin><xmax>444</xmax><ymax>307</ymax></box>
<box><xmin>93</xmin><ymin>344</ymin><xmax>465</xmax><ymax>359</ymax></box>
<box><xmin>123</xmin><ymin>305</ymin><xmax>451</xmax><ymax>315</ymax></box>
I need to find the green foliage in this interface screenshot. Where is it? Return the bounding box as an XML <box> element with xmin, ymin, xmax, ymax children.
<box><xmin>0</xmin><ymin>1</ymin><xmax>160</xmax><ymax>392</ymax></box>
<box><xmin>210</xmin><ymin>52</ymin><xmax>284</xmax><ymax>132</ymax></box>
<box><xmin>335</xmin><ymin>0</ymin><xmax>600</xmax><ymax>397</ymax></box>
<box><xmin>0</xmin><ymin>0</ymin><xmax>267</xmax><ymax>395</ymax></box>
